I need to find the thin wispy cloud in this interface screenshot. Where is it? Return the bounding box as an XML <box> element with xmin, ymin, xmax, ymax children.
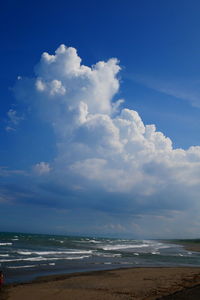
<box><xmin>129</xmin><ymin>74</ymin><xmax>200</xmax><ymax>107</ymax></box>
<box><xmin>5</xmin><ymin>109</ymin><xmax>24</xmax><ymax>131</ymax></box>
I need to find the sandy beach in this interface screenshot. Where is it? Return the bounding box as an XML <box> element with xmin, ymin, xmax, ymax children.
<box><xmin>1</xmin><ymin>267</ymin><xmax>200</xmax><ymax>300</ymax></box>
<box><xmin>2</xmin><ymin>240</ymin><xmax>200</xmax><ymax>299</ymax></box>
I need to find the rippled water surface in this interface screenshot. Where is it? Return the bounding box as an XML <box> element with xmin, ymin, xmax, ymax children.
<box><xmin>1</xmin><ymin>232</ymin><xmax>200</xmax><ymax>283</ymax></box>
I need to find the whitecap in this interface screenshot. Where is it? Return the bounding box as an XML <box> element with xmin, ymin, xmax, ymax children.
<box><xmin>17</xmin><ymin>251</ymin><xmax>33</xmax><ymax>255</ymax></box>
<box><xmin>0</xmin><ymin>255</ymin><xmax>91</xmax><ymax>263</ymax></box>
<box><xmin>88</xmin><ymin>240</ymin><xmax>101</xmax><ymax>243</ymax></box>
<box><xmin>96</xmin><ymin>253</ymin><xmax>121</xmax><ymax>258</ymax></box>
<box><xmin>7</xmin><ymin>265</ymin><xmax>36</xmax><ymax>269</ymax></box>
<box><xmin>18</xmin><ymin>250</ymin><xmax>93</xmax><ymax>256</ymax></box>
<box><xmin>102</xmin><ymin>244</ymin><xmax>149</xmax><ymax>250</ymax></box>
<box><xmin>62</xmin><ymin>255</ymin><xmax>90</xmax><ymax>260</ymax></box>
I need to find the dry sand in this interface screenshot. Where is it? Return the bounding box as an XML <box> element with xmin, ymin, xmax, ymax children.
<box><xmin>2</xmin><ymin>267</ymin><xmax>200</xmax><ymax>300</ymax></box>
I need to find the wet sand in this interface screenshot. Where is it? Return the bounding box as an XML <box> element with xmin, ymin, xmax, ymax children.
<box><xmin>2</xmin><ymin>267</ymin><xmax>200</xmax><ymax>300</ymax></box>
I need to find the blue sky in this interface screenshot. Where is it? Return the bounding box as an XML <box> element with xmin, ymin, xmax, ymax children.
<box><xmin>1</xmin><ymin>0</ymin><xmax>200</xmax><ymax>238</ymax></box>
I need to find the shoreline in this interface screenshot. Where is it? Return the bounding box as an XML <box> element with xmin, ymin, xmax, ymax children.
<box><xmin>161</xmin><ymin>240</ymin><xmax>200</xmax><ymax>253</ymax></box>
<box><xmin>177</xmin><ymin>242</ymin><xmax>200</xmax><ymax>253</ymax></box>
<box><xmin>2</xmin><ymin>241</ymin><xmax>200</xmax><ymax>299</ymax></box>
<box><xmin>3</xmin><ymin>266</ymin><xmax>200</xmax><ymax>299</ymax></box>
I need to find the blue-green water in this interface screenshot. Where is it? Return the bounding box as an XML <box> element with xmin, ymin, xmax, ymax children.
<box><xmin>0</xmin><ymin>232</ymin><xmax>200</xmax><ymax>284</ymax></box>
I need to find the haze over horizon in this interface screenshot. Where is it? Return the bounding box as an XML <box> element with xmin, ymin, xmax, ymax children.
<box><xmin>1</xmin><ymin>0</ymin><xmax>200</xmax><ymax>239</ymax></box>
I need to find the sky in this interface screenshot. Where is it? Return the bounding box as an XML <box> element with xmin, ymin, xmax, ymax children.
<box><xmin>1</xmin><ymin>0</ymin><xmax>200</xmax><ymax>238</ymax></box>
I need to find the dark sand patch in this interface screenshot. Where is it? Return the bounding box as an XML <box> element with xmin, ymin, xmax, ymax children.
<box><xmin>3</xmin><ymin>267</ymin><xmax>200</xmax><ymax>300</ymax></box>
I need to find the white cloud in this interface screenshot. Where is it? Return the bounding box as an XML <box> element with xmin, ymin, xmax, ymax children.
<box><xmin>34</xmin><ymin>44</ymin><xmax>120</xmax><ymax>117</ymax></box>
<box><xmin>33</xmin><ymin>162</ymin><xmax>51</xmax><ymax>175</ymax></box>
<box><xmin>5</xmin><ymin>126</ymin><xmax>16</xmax><ymax>132</ymax></box>
<box><xmin>13</xmin><ymin>44</ymin><xmax>200</xmax><ymax>236</ymax></box>
<box><xmin>6</xmin><ymin>109</ymin><xmax>24</xmax><ymax>131</ymax></box>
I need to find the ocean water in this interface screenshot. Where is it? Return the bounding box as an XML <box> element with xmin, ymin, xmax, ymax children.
<box><xmin>1</xmin><ymin>232</ymin><xmax>200</xmax><ymax>284</ymax></box>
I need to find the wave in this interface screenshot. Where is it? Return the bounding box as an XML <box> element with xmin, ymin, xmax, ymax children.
<box><xmin>7</xmin><ymin>265</ymin><xmax>36</xmax><ymax>269</ymax></box>
<box><xmin>75</xmin><ymin>239</ymin><xmax>101</xmax><ymax>244</ymax></box>
<box><xmin>151</xmin><ymin>243</ymin><xmax>172</xmax><ymax>249</ymax></box>
<box><xmin>8</xmin><ymin>262</ymin><xmax>56</xmax><ymax>269</ymax></box>
<box><xmin>95</xmin><ymin>253</ymin><xmax>121</xmax><ymax>258</ymax></box>
<box><xmin>0</xmin><ymin>243</ymin><xmax>12</xmax><ymax>246</ymax></box>
<box><xmin>17</xmin><ymin>250</ymin><xmax>93</xmax><ymax>255</ymax></box>
<box><xmin>0</xmin><ymin>254</ymin><xmax>9</xmax><ymax>257</ymax></box>
<box><xmin>63</xmin><ymin>255</ymin><xmax>90</xmax><ymax>260</ymax></box>
<box><xmin>102</xmin><ymin>244</ymin><xmax>149</xmax><ymax>250</ymax></box>
<box><xmin>143</xmin><ymin>241</ymin><xmax>178</xmax><ymax>250</ymax></box>
<box><xmin>0</xmin><ymin>255</ymin><xmax>91</xmax><ymax>263</ymax></box>
<box><xmin>17</xmin><ymin>251</ymin><xmax>33</xmax><ymax>255</ymax></box>
<box><xmin>87</xmin><ymin>240</ymin><xmax>102</xmax><ymax>243</ymax></box>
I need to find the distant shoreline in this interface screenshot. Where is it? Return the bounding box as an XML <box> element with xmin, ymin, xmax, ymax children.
<box><xmin>162</xmin><ymin>240</ymin><xmax>200</xmax><ymax>253</ymax></box>
<box><xmin>180</xmin><ymin>243</ymin><xmax>200</xmax><ymax>253</ymax></box>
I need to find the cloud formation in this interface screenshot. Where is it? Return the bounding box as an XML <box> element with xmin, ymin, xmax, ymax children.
<box><xmin>33</xmin><ymin>162</ymin><xmax>51</xmax><ymax>175</ymax></box>
<box><xmin>131</xmin><ymin>74</ymin><xmax>200</xmax><ymax>108</ymax></box>
<box><xmin>11</xmin><ymin>44</ymin><xmax>200</xmax><ymax>236</ymax></box>
<box><xmin>5</xmin><ymin>109</ymin><xmax>24</xmax><ymax>131</ymax></box>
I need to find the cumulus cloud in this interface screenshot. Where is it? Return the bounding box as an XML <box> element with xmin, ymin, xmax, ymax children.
<box><xmin>34</xmin><ymin>45</ymin><xmax>120</xmax><ymax>116</ymax></box>
<box><xmin>33</xmin><ymin>162</ymin><xmax>51</xmax><ymax>175</ymax></box>
<box><xmin>12</xmin><ymin>44</ymin><xmax>200</xmax><ymax>236</ymax></box>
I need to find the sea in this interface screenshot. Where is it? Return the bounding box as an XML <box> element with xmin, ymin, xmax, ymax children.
<box><xmin>1</xmin><ymin>232</ymin><xmax>200</xmax><ymax>284</ymax></box>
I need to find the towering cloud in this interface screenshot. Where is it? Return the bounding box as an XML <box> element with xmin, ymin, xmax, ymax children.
<box><xmin>13</xmin><ymin>45</ymin><xmax>200</xmax><ymax>236</ymax></box>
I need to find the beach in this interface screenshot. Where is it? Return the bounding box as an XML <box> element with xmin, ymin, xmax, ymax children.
<box><xmin>1</xmin><ymin>234</ymin><xmax>200</xmax><ymax>299</ymax></box>
<box><xmin>2</xmin><ymin>267</ymin><xmax>200</xmax><ymax>299</ymax></box>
